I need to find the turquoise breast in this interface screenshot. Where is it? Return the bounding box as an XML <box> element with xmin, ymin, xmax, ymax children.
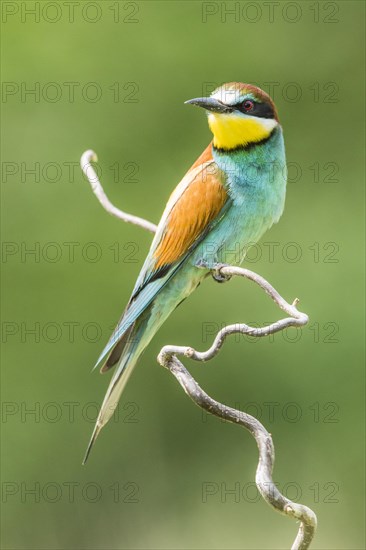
<box><xmin>192</xmin><ymin>127</ymin><xmax>287</xmax><ymax>268</ymax></box>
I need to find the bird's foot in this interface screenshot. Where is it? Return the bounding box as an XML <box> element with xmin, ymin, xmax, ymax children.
<box><xmin>212</xmin><ymin>264</ymin><xmax>232</xmax><ymax>283</ymax></box>
<box><xmin>195</xmin><ymin>260</ymin><xmax>232</xmax><ymax>283</ymax></box>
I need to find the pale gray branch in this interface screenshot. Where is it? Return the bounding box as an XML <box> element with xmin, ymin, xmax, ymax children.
<box><xmin>81</xmin><ymin>149</ymin><xmax>317</xmax><ymax>549</ymax></box>
<box><xmin>80</xmin><ymin>149</ymin><xmax>157</xmax><ymax>233</ymax></box>
<box><xmin>158</xmin><ymin>265</ymin><xmax>316</xmax><ymax>550</ymax></box>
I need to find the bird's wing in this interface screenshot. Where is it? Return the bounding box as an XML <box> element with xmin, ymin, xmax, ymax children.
<box><xmin>130</xmin><ymin>144</ymin><xmax>218</xmax><ymax>296</ymax></box>
<box><xmin>95</xmin><ymin>144</ymin><xmax>230</xmax><ymax>370</ymax></box>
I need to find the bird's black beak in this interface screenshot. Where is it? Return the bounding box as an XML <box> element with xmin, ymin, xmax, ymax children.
<box><xmin>185</xmin><ymin>97</ymin><xmax>233</xmax><ymax>114</ymax></box>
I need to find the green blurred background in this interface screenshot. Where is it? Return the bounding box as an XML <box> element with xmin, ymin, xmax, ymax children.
<box><xmin>1</xmin><ymin>1</ymin><xmax>365</xmax><ymax>548</ymax></box>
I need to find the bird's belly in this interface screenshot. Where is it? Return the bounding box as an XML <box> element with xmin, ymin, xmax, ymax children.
<box><xmin>191</xmin><ymin>200</ymin><xmax>280</xmax><ymax>268</ymax></box>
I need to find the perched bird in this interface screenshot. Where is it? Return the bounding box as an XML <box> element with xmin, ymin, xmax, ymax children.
<box><xmin>83</xmin><ymin>82</ymin><xmax>287</xmax><ymax>463</ymax></box>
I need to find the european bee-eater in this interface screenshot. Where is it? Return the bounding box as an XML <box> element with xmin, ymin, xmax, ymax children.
<box><xmin>83</xmin><ymin>82</ymin><xmax>287</xmax><ymax>463</ymax></box>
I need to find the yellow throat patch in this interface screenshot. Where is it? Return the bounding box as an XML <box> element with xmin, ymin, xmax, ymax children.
<box><xmin>208</xmin><ymin>113</ymin><xmax>275</xmax><ymax>150</ymax></box>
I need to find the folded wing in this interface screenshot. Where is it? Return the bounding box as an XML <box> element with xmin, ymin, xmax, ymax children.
<box><xmin>95</xmin><ymin>144</ymin><xmax>229</xmax><ymax>371</ymax></box>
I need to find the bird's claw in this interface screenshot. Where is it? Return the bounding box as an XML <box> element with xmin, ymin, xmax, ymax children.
<box><xmin>212</xmin><ymin>264</ymin><xmax>232</xmax><ymax>283</ymax></box>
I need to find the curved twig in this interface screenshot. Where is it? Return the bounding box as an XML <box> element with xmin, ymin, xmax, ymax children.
<box><xmin>80</xmin><ymin>149</ymin><xmax>157</xmax><ymax>233</ymax></box>
<box><xmin>158</xmin><ymin>266</ymin><xmax>316</xmax><ymax>550</ymax></box>
<box><xmin>81</xmin><ymin>150</ymin><xmax>317</xmax><ymax>549</ymax></box>
<box><xmin>159</xmin><ymin>265</ymin><xmax>308</xmax><ymax>364</ymax></box>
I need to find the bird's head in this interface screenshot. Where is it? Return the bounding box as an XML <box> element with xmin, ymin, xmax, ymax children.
<box><xmin>185</xmin><ymin>82</ymin><xmax>279</xmax><ymax>151</ymax></box>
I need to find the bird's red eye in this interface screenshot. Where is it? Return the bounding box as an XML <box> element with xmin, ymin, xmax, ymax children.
<box><xmin>242</xmin><ymin>100</ymin><xmax>254</xmax><ymax>112</ymax></box>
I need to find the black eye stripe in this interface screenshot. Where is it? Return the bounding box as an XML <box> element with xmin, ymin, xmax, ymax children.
<box><xmin>235</xmin><ymin>100</ymin><xmax>274</xmax><ymax>119</ymax></box>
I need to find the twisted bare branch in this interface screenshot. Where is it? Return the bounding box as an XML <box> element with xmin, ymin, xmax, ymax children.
<box><xmin>80</xmin><ymin>149</ymin><xmax>157</xmax><ymax>233</ymax></box>
<box><xmin>158</xmin><ymin>266</ymin><xmax>316</xmax><ymax>550</ymax></box>
<box><xmin>81</xmin><ymin>150</ymin><xmax>317</xmax><ymax>549</ymax></box>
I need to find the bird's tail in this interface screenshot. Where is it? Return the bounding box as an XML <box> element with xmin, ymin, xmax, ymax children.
<box><xmin>83</xmin><ymin>263</ymin><xmax>204</xmax><ymax>464</ymax></box>
<box><xmin>83</xmin><ymin>311</ymin><xmax>153</xmax><ymax>464</ymax></box>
